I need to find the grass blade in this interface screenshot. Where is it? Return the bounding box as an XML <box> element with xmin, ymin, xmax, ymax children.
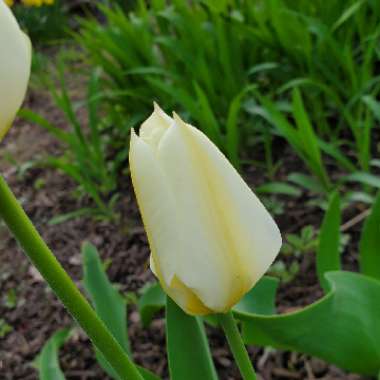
<box><xmin>316</xmin><ymin>191</ymin><xmax>341</xmax><ymax>292</ymax></box>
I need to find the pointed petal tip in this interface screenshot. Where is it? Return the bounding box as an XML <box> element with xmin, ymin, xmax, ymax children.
<box><xmin>172</xmin><ymin>112</ymin><xmax>187</xmax><ymax>128</ymax></box>
<box><xmin>130</xmin><ymin>128</ymin><xmax>140</xmax><ymax>145</ymax></box>
<box><xmin>153</xmin><ymin>101</ymin><xmax>161</xmax><ymax>112</ymax></box>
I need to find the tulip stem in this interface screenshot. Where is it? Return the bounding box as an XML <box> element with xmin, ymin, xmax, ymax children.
<box><xmin>218</xmin><ymin>311</ymin><xmax>257</xmax><ymax>380</ymax></box>
<box><xmin>0</xmin><ymin>175</ymin><xmax>144</xmax><ymax>380</ymax></box>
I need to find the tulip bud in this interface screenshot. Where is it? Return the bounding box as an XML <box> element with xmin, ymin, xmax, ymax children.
<box><xmin>130</xmin><ymin>104</ymin><xmax>282</xmax><ymax>315</ymax></box>
<box><xmin>0</xmin><ymin>1</ymin><xmax>31</xmax><ymax>141</ymax></box>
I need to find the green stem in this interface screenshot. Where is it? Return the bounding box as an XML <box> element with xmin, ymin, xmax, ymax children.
<box><xmin>0</xmin><ymin>175</ymin><xmax>144</xmax><ymax>380</ymax></box>
<box><xmin>218</xmin><ymin>311</ymin><xmax>257</xmax><ymax>380</ymax></box>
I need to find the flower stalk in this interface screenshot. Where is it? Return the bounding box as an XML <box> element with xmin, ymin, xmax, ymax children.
<box><xmin>0</xmin><ymin>174</ymin><xmax>143</xmax><ymax>380</ymax></box>
<box><xmin>219</xmin><ymin>311</ymin><xmax>257</xmax><ymax>380</ymax></box>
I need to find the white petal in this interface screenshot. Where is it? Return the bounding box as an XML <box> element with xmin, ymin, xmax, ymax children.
<box><xmin>0</xmin><ymin>2</ymin><xmax>31</xmax><ymax>140</ymax></box>
<box><xmin>130</xmin><ymin>130</ymin><xmax>210</xmax><ymax>314</ymax></box>
<box><xmin>130</xmin><ymin>130</ymin><xmax>177</xmax><ymax>284</ymax></box>
<box><xmin>156</xmin><ymin>115</ymin><xmax>281</xmax><ymax>311</ymax></box>
<box><xmin>156</xmin><ymin>119</ymin><xmax>241</xmax><ymax>311</ymax></box>
<box><xmin>139</xmin><ymin>102</ymin><xmax>173</xmax><ymax>149</ymax></box>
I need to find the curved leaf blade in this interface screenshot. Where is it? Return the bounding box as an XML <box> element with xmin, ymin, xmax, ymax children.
<box><xmin>36</xmin><ymin>329</ymin><xmax>71</xmax><ymax>380</ymax></box>
<box><xmin>82</xmin><ymin>242</ymin><xmax>161</xmax><ymax>380</ymax></box>
<box><xmin>166</xmin><ymin>297</ymin><xmax>219</xmax><ymax>380</ymax></box>
<box><xmin>82</xmin><ymin>242</ymin><xmax>130</xmax><ymax>353</ymax></box>
<box><xmin>234</xmin><ymin>276</ymin><xmax>279</xmax><ymax>316</ymax></box>
<box><xmin>238</xmin><ymin>271</ymin><xmax>380</xmax><ymax>376</ymax></box>
<box><xmin>138</xmin><ymin>282</ymin><xmax>166</xmax><ymax>327</ymax></box>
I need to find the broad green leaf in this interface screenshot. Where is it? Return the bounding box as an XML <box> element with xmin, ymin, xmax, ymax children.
<box><xmin>82</xmin><ymin>243</ymin><xmax>160</xmax><ymax>380</ymax></box>
<box><xmin>239</xmin><ymin>271</ymin><xmax>380</xmax><ymax>376</ymax></box>
<box><xmin>233</xmin><ymin>276</ymin><xmax>279</xmax><ymax>316</ymax></box>
<box><xmin>166</xmin><ymin>297</ymin><xmax>219</xmax><ymax>380</ymax></box>
<box><xmin>82</xmin><ymin>242</ymin><xmax>130</xmax><ymax>353</ymax></box>
<box><xmin>36</xmin><ymin>329</ymin><xmax>71</xmax><ymax>380</ymax></box>
<box><xmin>138</xmin><ymin>282</ymin><xmax>166</xmax><ymax>327</ymax></box>
<box><xmin>359</xmin><ymin>193</ymin><xmax>380</xmax><ymax>280</ymax></box>
<box><xmin>82</xmin><ymin>242</ymin><xmax>130</xmax><ymax>379</ymax></box>
<box><xmin>317</xmin><ymin>192</ymin><xmax>341</xmax><ymax>292</ymax></box>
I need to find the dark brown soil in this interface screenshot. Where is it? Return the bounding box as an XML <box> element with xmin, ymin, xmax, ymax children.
<box><xmin>0</xmin><ymin>87</ymin><xmax>373</xmax><ymax>380</ymax></box>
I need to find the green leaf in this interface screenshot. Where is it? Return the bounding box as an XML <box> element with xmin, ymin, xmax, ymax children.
<box><xmin>138</xmin><ymin>367</ymin><xmax>162</xmax><ymax>380</ymax></box>
<box><xmin>317</xmin><ymin>191</ymin><xmax>341</xmax><ymax>292</ymax></box>
<box><xmin>344</xmin><ymin>172</ymin><xmax>380</xmax><ymax>189</ymax></box>
<box><xmin>36</xmin><ymin>329</ymin><xmax>71</xmax><ymax>380</ymax></box>
<box><xmin>18</xmin><ymin>108</ymin><xmax>71</xmax><ymax>144</ymax></box>
<box><xmin>0</xmin><ymin>319</ymin><xmax>12</xmax><ymax>338</ymax></box>
<box><xmin>193</xmin><ymin>82</ymin><xmax>222</xmax><ymax>147</ymax></box>
<box><xmin>82</xmin><ymin>242</ymin><xmax>130</xmax><ymax>353</ymax></box>
<box><xmin>225</xmin><ymin>93</ymin><xmax>243</xmax><ymax>169</ymax></box>
<box><xmin>137</xmin><ymin>277</ymin><xmax>278</xmax><ymax>330</ymax></box>
<box><xmin>292</xmin><ymin>88</ymin><xmax>328</xmax><ymax>188</ymax></box>
<box><xmin>82</xmin><ymin>243</ymin><xmax>160</xmax><ymax>380</ymax></box>
<box><xmin>138</xmin><ymin>282</ymin><xmax>166</xmax><ymax>327</ymax></box>
<box><xmin>318</xmin><ymin>139</ymin><xmax>357</xmax><ymax>173</ymax></box>
<box><xmin>248</xmin><ymin>62</ymin><xmax>279</xmax><ymax>76</ymax></box>
<box><xmin>233</xmin><ymin>276</ymin><xmax>279</xmax><ymax>316</ymax></box>
<box><xmin>332</xmin><ymin>0</ymin><xmax>365</xmax><ymax>31</ymax></box>
<box><xmin>288</xmin><ymin>173</ymin><xmax>326</xmax><ymax>193</ymax></box>
<box><xmin>82</xmin><ymin>242</ymin><xmax>130</xmax><ymax>379</ymax></box>
<box><xmin>256</xmin><ymin>182</ymin><xmax>301</xmax><ymax>197</ymax></box>
<box><xmin>166</xmin><ymin>297</ymin><xmax>219</xmax><ymax>380</ymax></box>
<box><xmin>359</xmin><ymin>193</ymin><xmax>380</xmax><ymax>280</ymax></box>
<box><xmin>48</xmin><ymin>208</ymin><xmax>99</xmax><ymax>225</ymax></box>
<box><xmin>239</xmin><ymin>271</ymin><xmax>380</xmax><ymax>376</ymax></box>
<box><xmin>362</xmin><ymin>95</ymin><xmax>380</xmax><ymax>122</ymax></box>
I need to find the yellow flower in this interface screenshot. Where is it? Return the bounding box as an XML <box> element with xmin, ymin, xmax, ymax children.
<box><xmin>21</xmin><ymin>0</ymin><xmax>43</xmax><ymax>6</ymax></box>
<box><xmin>4</xmin><ymin>0</ymin><xmax>14</xmax><ymax>7</ymax></box>
<box><xmin>0</xmin><ymin>1</ymin><xmax>31</xmax><ymax>141</ymax></box>
<box><xmin>129</xmin><ymin>104</ymin><xmax>282</xmax><ymax>315</ymax></box>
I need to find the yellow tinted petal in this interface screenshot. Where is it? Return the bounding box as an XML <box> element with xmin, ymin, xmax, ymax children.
<box><xmin>155</xmin><ymin>119</ymin><xmax>245</xmax><ymax>312</ymax></box>
<box><xmin>156</xmin><ymin>115</ymin><xmax>281</xmax><ymax>312</ymax></box>
<box><xmin>177</xmin><ymin>115</ymin><xmax>282</xmax><ymax>289</ymax></box>
<box><xmin>129</xmin><ymin>130</ymin><xmax>178</xmax><ymax>285</ymax></box>
<box><xmin>139</xmin><ymin>102</ymin><xmax>172</xmax><ymax>149</ymax></box>
<box><xmin>131</xmin><ymin>105</ymin><xmax>281</xmax><ymax>315</ymax></box>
